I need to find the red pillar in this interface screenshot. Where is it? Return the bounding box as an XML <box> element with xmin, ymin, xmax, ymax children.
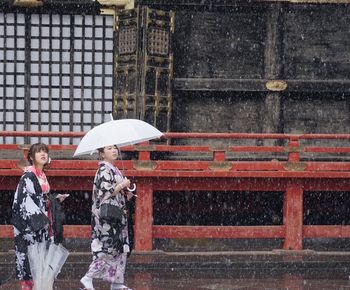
<box><xmin>283</xmin><ymin>184</ymin><xmax>303</xmax><ymax>250</ymax></box>
<box><xmin>134</xmin><ymin>179</ymin><xmax>153</xmax><ymax>251</ymax></box>
<box><xmin>288</xmin><ymin>137</ymin><xmax>300</xmax><ymax>162</ymax></box>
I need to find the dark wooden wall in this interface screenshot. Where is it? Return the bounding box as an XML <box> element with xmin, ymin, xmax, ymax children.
<box><xmin>283</xmin><ymin>5</ymin><xmax>350</xmax><ymax>80</ymax></box>
<box><xmin>173</xmin><ymin>8</ymin><xmax>266</xmax><ymax>79</ymax></box>
<box><xmin>140</xmin><ymin>1</ymin><xmax>350</xmax><ymax>135</ymax></box>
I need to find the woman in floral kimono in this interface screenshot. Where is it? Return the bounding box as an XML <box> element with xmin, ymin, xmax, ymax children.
<box><xmin>12</xmin><ymin>143</ymin><xmax>51</xmax><ymax>290</ymax></box>
<box><xmin>80</xmin><ymin>145</ymin><xmax>134</xmax><ymax>290</ymax></box>
<box><xmin>12</xmin><ymin>143</ymin><xmax>66</xmax><ymax>290</ymax></box>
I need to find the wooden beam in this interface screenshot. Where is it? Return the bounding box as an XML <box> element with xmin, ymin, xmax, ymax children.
<box><xmin>260</xmin><ymin>0</ymin><xmax>349</xmax><ymax>3</ymax></box>
<box><xmin>138</xmin><ymin>0</ymin><xmax>349</xmax><ymax>6</ymax></box>
<box><xmin>174</xmin><ymin>78</ymin><xmax>267</xmax><ymax>91</ymax></box>
<box><xmin>174</xmin><ymin>78</ymin><xmax>350</xmax><ymax>92</ymax></box>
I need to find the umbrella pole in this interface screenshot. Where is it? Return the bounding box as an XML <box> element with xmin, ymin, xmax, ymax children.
<box><xmin>118</xmin><ymin>151</ymin><xmax>137</xmax><ymax>194</ymax></box>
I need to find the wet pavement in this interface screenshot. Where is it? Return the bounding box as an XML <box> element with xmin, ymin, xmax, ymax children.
<box><xmin>1</xmin><ymin>251</ymin><xmax>350</xmax><ymax>290</ymax></box>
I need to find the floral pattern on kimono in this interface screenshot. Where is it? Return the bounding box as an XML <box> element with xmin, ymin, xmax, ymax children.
<box><xmin>86</xmin><ymin>161</ymin><xmax>130</xmax><ymax>283</ymax></box>
<box><xmin>12</xmin><ymin>170</ymin><xmax>50</xmax><ymax>281</ymax></box>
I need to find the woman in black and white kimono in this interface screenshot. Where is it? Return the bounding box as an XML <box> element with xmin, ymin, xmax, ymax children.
<box><xmin>12</xmin><ymin>143</ymin><xmax>51</xmax><ymax>290</ymax></box>
<box><xmin>12</xmin><ymin>143</ymin><xmax>66</xmax><ymax>290</ymax></box>
<box><xmin>80</xmin><ymin>145</ymin><xmax>134</xmax><ymax>290</ymax></box>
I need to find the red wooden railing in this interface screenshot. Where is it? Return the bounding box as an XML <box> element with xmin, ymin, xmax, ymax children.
<box><xmin>0</xmin><ymin>131</ymin><xmax>349</xmax><ymax>251</ymax></box>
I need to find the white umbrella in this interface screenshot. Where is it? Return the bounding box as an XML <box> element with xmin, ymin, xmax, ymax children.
<box><xmin>28</xmin><ymin>241</ymin><xmax>69</xmax><ymax>290</ymax></box>
<box><xmin>73</xmin><ymin>119</ymin><xmax>164</xmax><ymax>157</ymax></box>
<box><xmin>27</xmin><ymin>242</ymin><xmax>46</xmax><ymax>290</ymax></box>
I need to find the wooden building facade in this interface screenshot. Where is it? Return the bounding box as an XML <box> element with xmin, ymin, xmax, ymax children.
<box><xmin>0</xmin><ymin>0</ymin><xmax>349</xmax><ymax>251</ymax></box>
<box><xmin>153</xmin><ymin>1</ymin><xmax>350</xmax><ymax>136</ymax></box>
<box><xmin>1</xmin><ymin>1</ymin><xmax>349</xmax><ymax>140</ymax></box>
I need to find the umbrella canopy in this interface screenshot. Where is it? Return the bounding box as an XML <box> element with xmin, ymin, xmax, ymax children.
<box><xmin>73</xmin><ymin>119</ymin><xmax>163</xmax><ymax>157</ymax></box>
<box><xmin>28</xmin><ymin>241</ymin><xmax>69</xmax><ymax>290</ymax></box>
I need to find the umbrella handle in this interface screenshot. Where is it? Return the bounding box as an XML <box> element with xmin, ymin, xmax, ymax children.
<box><xmin>127</xmin><ymin>183</ymin><xmax>136</xmax><ymax>192</ymax></box>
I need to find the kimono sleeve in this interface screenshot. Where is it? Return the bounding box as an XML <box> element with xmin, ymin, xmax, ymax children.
<box><xmin>12</xmin><ymin>172</ymin><xmax>46</xmax><ymax>233</ymax></box>
<box><xmin>97</xmin><ymin>166</ymin><xmax>116</xmax><ymax>198</ymax></box>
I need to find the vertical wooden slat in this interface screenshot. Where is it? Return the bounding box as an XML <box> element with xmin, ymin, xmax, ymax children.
<box><xmin>1</xmin><ymin>14</ymin><xmax>6</xmax><ymax>143</ymax></box>
<box><xmin>102</xmin><ymin>16</ymin><xmax>106</xmax><ymax>118</ymax></box>
<box><xmin>13</xmin><ymin>13</ymin><xmax>18</xmax><ymax>143</ymax></box>
<box><xmin>263</xmin><ymin>4</ymin><xmax>284</xmax><ymax>145</ymax></box>
<box><xmin>24</xmin><ymin>13</ymin><xmax>31</xmax><ymax>144</ymax></box>
<box><xmin>69</xmin><ymin>14</ymin><xmax>74</xmax><ymax>144</ymax></box>
<box><xmin>91</xmin><ymin>15</ymin><xmax>96</xmax><ymax>127</ymax></box>
<box><xmin>58</xmin><ymin>14</ymin><xmax>64</xmax><ymax>144</ymax></box>
<box><xmin>48</xmin><ymin>13</ymin><xmax>53</xmax><ymax>144</ymax></box>
<box><xmin>80</xmin><ymin>15</ymin><xmax>86</xmax><ymax>132</ymax></box>
<box><xmin>38</xmin><ymin>14</ymin><xmax>43</xmax><ymax>139</ymax></box>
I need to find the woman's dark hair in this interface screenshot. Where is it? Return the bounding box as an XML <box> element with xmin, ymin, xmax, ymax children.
<box><xmin>27</xmin><ymin>143</ymin><xmax>49</xmax><ymax>165</ymax></box>
<box><xmin>97</xmin><ymin>145</ymin><xmax>118</xmax><ymax>154</ymax></box>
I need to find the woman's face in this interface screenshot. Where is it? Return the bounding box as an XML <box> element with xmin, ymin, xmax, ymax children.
<box><xmin>33</xmin><ymin>149</ymin><xmax>49</xmax><ymax>168</ymax></box>
<box><xmin>102</xmin><ymin>145</ymin><xmax>119</xmax><ymax>162</ymax></box>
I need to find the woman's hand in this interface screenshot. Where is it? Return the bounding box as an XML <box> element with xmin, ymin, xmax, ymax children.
<box><xmin>113</xmin><ymin>178</ymin><xmax>131</xmax><ymax>195</ymax></box>
<box><xmin>56</xmin><ymin>193</ymin><xmax>69</xmax><ymax>203</ymax></box>
<box><xmin>119</xmin><ymin>178</ymin><xmax>131</xmax><ymax>190</ymax></box>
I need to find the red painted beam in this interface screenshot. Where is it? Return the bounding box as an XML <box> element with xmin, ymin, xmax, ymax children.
<box><xmin>300</xmin><ymin>134</ymin><xmax>350</xmax><ymax>140</ymax></box>
<box><xmin>164</xmin><ymin>132</ymin><xmax>292</xmax><ymax>139</ymax></box>
<box><xmin>3</xmin><ymin>225</ymin><xmax>350</xmax><ymax>240</ymax></box>
<box><xmin>140</xmin><ymin>145</ymin><xmax>211</xmax><ymax>152</ymax></box>
<box><xmin>153</xmin><ymin>161</ymin><xmax>210</xmax><ymax>171</ymax></box>
<box><xmin>63</xmin><ymin>225</ymin><xmax>91</xmax><ymax>238</ymax></box>
<box><xmin>1</xmin><ymin>160</ymin><xmax>350</xmax><ymax>175</ymax></box>
<box><xmin>41</xmin><ymin>170</ymin><xmax>350</xmax><ymax>179</ymax></box>
<box><xmin>304</xmin><ymin>225</ymin><xmax>350</xmax><ymax>238</ymax></box>
<box><xmin>0</xmin><ymin>225</ymin><xmax>91</xmax><ymax>239</ymax></box>
<box><xmin>307</xmin><ymin>162</ymin><xmax>350</xmax><ymax>171</ymax></box>
<box><xmin>1</xmin><ymin>225</ymin><xmax>285</xmax><ymax>240</ymax></box>
<box><xmin>0</xmin><ymin>225</ymin><xmax>13</xmax><ymax>238</ymax></box>
<box><xmin>230</xmin><ymin>146</ymin><xmax>285</xmax><ymax>152</ymax></box>
<box><xmin>152</xmin><ymin>225</ymin><xmax>285</xmax><ymax>239</ymax></box>
<box><xmin>305</xmin><ymin>147</ymin><xmax>350</xmax><ymax>153</ymax></box>
<box><xmin>0</xmin><ymin>160</ymin><xmax>21</xmax><ymax>169</ymax></box>
<box><xmin>0</xmin><ymin>173</ymin><xmax>349</xmax><ymax>192</ymax></box>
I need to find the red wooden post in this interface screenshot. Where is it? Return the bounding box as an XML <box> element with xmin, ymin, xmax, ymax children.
<box><xmin>134</xmin><ymin>179</ymin><xmax>154</xmax><ymax>251</ymax></box>
<box><xmin>213</xmin><ymin>150</ymin><xmax>226</xmax><ymax>162</ymax></box>
<box><xmin>288</xmin><ymin>137</ymin><xmax>300</xmax><ymax>162</ymax></box>
<box><xmin>283</xmin><ymin>184</ymin><xmax>303</xmax><ymax>250</ymax></box>
<box><xmin>138</xmin><ymin>141</ymin><xmax>150</xmax><ymax>161</ymax></box>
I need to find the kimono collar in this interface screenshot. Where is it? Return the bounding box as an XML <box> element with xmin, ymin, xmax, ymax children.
<box><xmin>24</xmin><ymin>165</ymin><xmax>43</xmax><ymax>176</ymax></box>
<box><xmin>24</xmin><ymin>165</ymin><xmax>50</xmax><ymax>194</ymax></box>
<box><xmin>99</xmin><ymin>161</ymin><xmax>123</xmax><ymax>177</ymax></box>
